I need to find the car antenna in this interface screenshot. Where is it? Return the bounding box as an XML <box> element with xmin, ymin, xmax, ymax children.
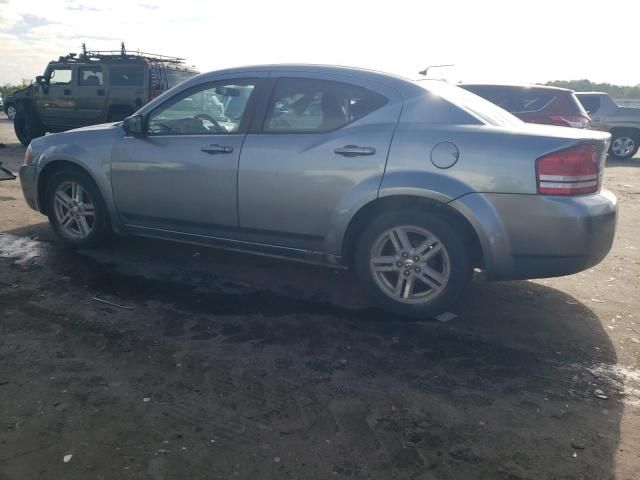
<box><xmin>418</xmin><ymin>64</ymin><xmax>455</xmax><ymax>77</ymax></box>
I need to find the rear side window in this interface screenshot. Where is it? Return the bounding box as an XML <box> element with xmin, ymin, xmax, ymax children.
<box><xmin>110</xmin><ymin>65</ymin><xmax>144</xmax><ymax>86</ymax></box>
<box><xmin>577</xmin><ymin>95</ymin><xmax>601</xmax><ymax>114</ymax></box>
<box><xmin>264</xmin><ymin>78</ymin><xmax>388</xmax><ymax>133</ymax></box>
<box><xmin>509</xmin><ymin>90</ymin><xmax>555</xmax><ymax>113</ymax></box>
<box><xmin>78</xmin><ymin>67</ymin><xmax>103</xmax><ymax>86</ymax></box>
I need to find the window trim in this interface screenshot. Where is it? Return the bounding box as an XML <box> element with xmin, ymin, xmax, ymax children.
<box><xmin>145</xmin><ymin>77</ymin><xmax>264</xmax><ymax>137</ymax></box>
<box><xmin>258</xmin><ymin>76</ymin><xmax>389</xmax><ymax>135</ymax></box>
<box><xmin>77</xmin><ymin>66</ymin><xmax>104</xmax><ymax>87</ymax></box>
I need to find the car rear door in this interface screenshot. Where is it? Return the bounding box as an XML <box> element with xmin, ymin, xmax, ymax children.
<box><xmin>75</xmin><ymin>65</ymin><xmax>107</xmax><ymax>124</ymax></box>
<box><xmin>237</xmin><ymin>74</ymin><xmax>402</xmax><ymax>250</ymax></box>
<box><xmin>111</xmin><ymin>76</ymin><xmax>266</xmax><ymax>235</ymax></box>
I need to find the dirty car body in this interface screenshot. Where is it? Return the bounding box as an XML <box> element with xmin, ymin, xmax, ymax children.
<box><xmin>19</xmin><ymin>65</ymin><xmax>617</xmax><ymax>317</ymax></box>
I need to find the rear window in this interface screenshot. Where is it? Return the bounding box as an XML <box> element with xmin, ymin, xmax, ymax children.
<box><xmin>109</xmin><ymin>65</ymin><xmax>145</xmax><ymax>86</ymax></box>
<box><xmin>150</xmin><ymin>64</ymin><xmax>198</xmax><ymax>90</ymax></box>
<box><xmin>420</xmin><ymin>81</ymin><xmax>523</xmax><ymax>127</ymax></box>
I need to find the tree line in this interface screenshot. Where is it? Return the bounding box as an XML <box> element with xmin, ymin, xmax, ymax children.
<box><xmin>546</xmin><ymin>80</ymin><xmax>640</xmax><ymax>99</ymax></box>
<box><xmin>0</xmin><ymin>80</ymin><xmax>31</xmax><ymax>98</ymax></box>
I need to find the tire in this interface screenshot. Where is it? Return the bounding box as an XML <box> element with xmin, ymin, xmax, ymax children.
<box><xmin>13</xmin><ymin>107</ymin><xmax>45</xmax><ymax>146</ymax></box>
<box><xmin>609</xmin><ymin>130</ymin><xmax>639</xmax><ymax>160</ymax></box>
<box><xmin>45</xmin><ymin>169</ymin><xmax>110</xmax><ymax>249</ymax></box>
<box><xmin>354</xmin><ymin>210</ymin><xmax>473</xmax><ymax>318</ymax></box>
<box><xmin>5</xmin><ymin>104</ymin><xmax>17</xmax><ymax>121</ymax></box>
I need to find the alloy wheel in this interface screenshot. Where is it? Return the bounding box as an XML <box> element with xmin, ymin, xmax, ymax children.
<box><xmin>369</xmin><ymin>225</ymin><xmax>451</xmax><ymax>304</ymax></box>
<box><xmin>6</xmin><ymin>105</ymin><xmax>16</xmax><ymax>121</ymax></box>
<box><xmin>612</xmin><ymin>136</ymin><xmax>636</xmax><ymax>158</ymax></box>
<box><xmin>53</xmin><ymin>181</ymin><xmax>96</xmax><ymax>239</ymax></box>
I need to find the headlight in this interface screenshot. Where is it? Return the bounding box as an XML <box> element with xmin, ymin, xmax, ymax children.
<box><xmin>24</xmin><ymin>145</ymin><xmax>33</xmax><ymax>165</ymax></box>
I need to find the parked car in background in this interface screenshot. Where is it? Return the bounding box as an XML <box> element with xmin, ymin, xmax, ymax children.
<box><xmin>18</xmin><ymin>66</ymin><xmax>617</xmax><ymax>317</ymax></box>
<box><xmin>0</xmin><ymin>94</ymin><xmax>4</xmax><ymax>117</ymax></box>
<box><xmin>10</xmin><ymin>44</ymin><xmax>198</xmax><ymax>146</ymax></box>
<box><xmin>459</xmin><ymin>84</ymin><xmax>590</xmax><ymax>129</ymax></box>
<box><xmin>575</xmin><ymin>92</ymin><xmax>640</xmax><ymax>160</ymax></box>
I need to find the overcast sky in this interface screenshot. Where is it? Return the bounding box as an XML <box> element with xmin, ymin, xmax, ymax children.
<box><xmin>0</xmin><ymin>0</ymin><xmax>638</xmax><ymax>86</ymax></box>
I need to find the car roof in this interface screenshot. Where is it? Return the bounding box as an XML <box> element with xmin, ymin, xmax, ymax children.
<box><xmin>459</xmin><ymin>83</ymin><xmax>574</xmax><ymax>93</ymax></box>
<box><xmin>196</xmin><ymin>64</ymin><xmax>418</xmax><ymax>91</ymax></box>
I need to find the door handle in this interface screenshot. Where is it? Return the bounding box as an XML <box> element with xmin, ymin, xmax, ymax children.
<box><xmin>97</xmin><ymin>89</ymin><xmax>105</xmax><ymax>96</ymax></box>
<box><xmin>63</xmin><ymin>89</ymin><xmax>71</xmax><ymax>95</ymax></box>
<box><xmin>334</xmin><ymin>145</ymin><xmax>376</xmax><ymax>157</ymax></box>
<box><xmin>201</xmin><ymin>144</ymin><xmax>233</xmax><ymax>154</ymax></box>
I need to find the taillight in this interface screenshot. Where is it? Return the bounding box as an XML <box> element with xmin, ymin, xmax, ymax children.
<box><xmin>549</xmin><ymin>115</ymin><xmax>590</xmax><ymax>129</ymax></box>
<box><xmin>536</xmin><ymin>144</ymin><xmax>599</xmax><ymax>196</ymax></box>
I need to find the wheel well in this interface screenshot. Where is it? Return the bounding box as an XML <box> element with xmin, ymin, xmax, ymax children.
<box><xmin>37</xmin><ymin>160</ymin><xmax>90</xmax><ymax>214</ymax></box>
<box><xmin>610</xmin><ymin>127</ymin><xmax>640</xmax><ymax>141</ymax></box>
<box><xmin>341</xmin><ymin>196</ymin><xmax>484</xmax><ymax>268</ymax></box>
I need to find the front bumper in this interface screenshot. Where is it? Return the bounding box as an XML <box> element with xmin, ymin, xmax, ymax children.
<box><xmin>19</xmin><ymin>165</ymin><xmax>40</xmax><ymax>211</ymax></box>
<box><xmin>451</xmin><ymin>189</ymin><xmax>618</xmax><ymax>280</ymax></box>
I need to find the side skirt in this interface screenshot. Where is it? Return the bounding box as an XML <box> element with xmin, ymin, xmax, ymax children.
<box><xmin>125</xmin><ymin>224</ymin><xmax>346</xmax><ymax>269</ymax></box>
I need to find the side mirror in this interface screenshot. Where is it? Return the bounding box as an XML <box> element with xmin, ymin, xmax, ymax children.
<box><xmin>35</xmin><ymin>75</ymin><xmax>45</xmax><ymax>85</ymax></box>
<box><xmin>121</xmin><ymin>114</ymin><xmax>145</xmax><ymax>136</ymax></box>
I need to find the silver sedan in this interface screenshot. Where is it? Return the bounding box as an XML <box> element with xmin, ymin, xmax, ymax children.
<box><xmin>19</xmin><ymin>65</ymin><xmax>617</xmax><ymax>317</ymax></box>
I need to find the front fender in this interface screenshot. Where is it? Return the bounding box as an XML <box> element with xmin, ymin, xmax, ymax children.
<box><xmin>32</xmin><ymin>129</ymin><xmax>126</xmax><ymax>233</ymax></box>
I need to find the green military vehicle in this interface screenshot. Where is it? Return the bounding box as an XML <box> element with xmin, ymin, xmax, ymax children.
<box><xmin>9</xmin><ymin>44</ymin><xmax>199</xmax><ymax>146</ymax></box>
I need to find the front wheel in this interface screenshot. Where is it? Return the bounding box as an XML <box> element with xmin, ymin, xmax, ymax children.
<box><xmin>5</xmin><ymin>104</ymin><xmax>17</xmax><ymax>121</ymax></box>
<box><xmin>13</xmin><ymin>108</ymin><xmax>44</xmax><ymax>146</ymax></box>
<box><xmin>45</xmin><ymin>170</ymin><xmax>110</xmax><ymax>248</ymax></box>
<box><xmin>354</xmin><ymin>210</ymin><xmax>473</xmax><ymax>318</ymax></box>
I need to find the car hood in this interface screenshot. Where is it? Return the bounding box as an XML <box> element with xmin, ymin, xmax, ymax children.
<box><xmin>68</xmin><ymin>122</ymin><xmax>121</xmax><ymax>133</ymax></box>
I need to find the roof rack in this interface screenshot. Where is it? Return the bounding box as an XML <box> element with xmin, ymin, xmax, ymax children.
<box><xmin>55</xmin><ymin>42</ymin><xmax>186</xmax><ymax>64</ymax></box>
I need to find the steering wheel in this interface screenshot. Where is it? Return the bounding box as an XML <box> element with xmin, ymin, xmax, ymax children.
<box><xmin>195</xmin><ymin>114</ymin><xmax>225</xmax><ymax>132</ymax></box>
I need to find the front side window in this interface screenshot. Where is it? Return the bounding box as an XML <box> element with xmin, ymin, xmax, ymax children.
<box><xmin>264</xmin><ymin>78</ymin><xmax>388</xmax><ymax>133</ymax></box>
<box><xmin>110</xmin><ymin>66</ymin><xmax>145</xmax><ymax>86</ymax></box>
<box><xmin>147</xmin><ymin>81</ymin><xmax>256</xmax><ymax>135</ymax></box>
<box><xmin>78</xmin><ymin>67</ymin><xmax>103</xmax><ymax>86</ymax></box>
<box><xmin>48</xmin><ymin>67</ymin><xmax>72</xmax><ymax>85</ymax></box>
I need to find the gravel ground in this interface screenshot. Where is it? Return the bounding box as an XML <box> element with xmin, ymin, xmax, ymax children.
<box><xmin>0</xmin><ymin>118</ymin><xmax>639</xmax><ymax>480</ymax></box>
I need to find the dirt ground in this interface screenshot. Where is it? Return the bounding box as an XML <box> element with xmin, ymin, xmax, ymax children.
<box><xmin>0</xmin><ymin>117</ymin><xmax>639</xmax><ymax>480</ymax></box>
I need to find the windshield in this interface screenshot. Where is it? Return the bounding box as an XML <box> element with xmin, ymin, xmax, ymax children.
<box><xmin>416</xmin><ymin>80</ymin><xmax>524</xmax><ymax>127</ymax></box>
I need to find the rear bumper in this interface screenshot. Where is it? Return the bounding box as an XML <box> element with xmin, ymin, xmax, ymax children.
<box><xmin>19</xmin><ymin>165</ymin><xmax>40</xmax><ymax>211</ymax></box>
<box><xmin>451</xmin><ymin>190</ymin><xmax>617</xmax><ymax>280</ymax></box>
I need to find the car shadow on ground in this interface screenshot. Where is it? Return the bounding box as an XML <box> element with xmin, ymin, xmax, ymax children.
<box><xmin>0</xmin><ymin>224</ymin><xmax>622</xmax><ymax>479</ymax></box>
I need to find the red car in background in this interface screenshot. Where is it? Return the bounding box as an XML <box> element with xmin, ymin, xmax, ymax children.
<box><xmin>459</xmin><ymin>84</ymin><xmax>591</xmax><ymax>129</ymax></box>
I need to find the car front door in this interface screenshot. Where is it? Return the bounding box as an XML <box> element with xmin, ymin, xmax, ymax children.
<box><xmin>75</xmin><ymin>66</ymin><xmax>107</xmax><ymax>124</ymax></box>
<box><xmin>38</xmin><ymin>65</ymin><xmax>77</xmax><ymax>129</ymax></box>
<box><xmin>237</xmin><ymin>75</ymin><xmax>402</xmax><ymax>250</ymax></box>
<box><xmin>111</xmin><ymin>77</ymin><xmax>265</xmax><ymax>235</ymax></box>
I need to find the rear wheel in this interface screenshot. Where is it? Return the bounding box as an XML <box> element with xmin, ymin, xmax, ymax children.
<box><xmin>45</xmin><ymin>170</ymin><xmax>110</xmax><ymax>248</ymax></box>
<box><xmin>354</xmin><ymin>210</ymin><xmax>473</xmax><ymax>318</ymax></box>
<box><xmin>609</xmin><ymin>130</ymin><xmax>639</xmax><ymax>160</ymax></box>
<box><xmin>14</xmin><ymin>107</ymin><xmax>44</xmax><ymax>146</ymax></box>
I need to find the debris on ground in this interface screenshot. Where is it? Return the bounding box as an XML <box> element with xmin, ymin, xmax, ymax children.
<box><xmin>63</xmin><ymin>455</ymin><xmax>73</xmax><ymax>463</ymax></box>
<box><xmin>434</xmin><ymin>311</ymin><xmax>457</xmax><ymax>323</ymax></box>
<box><xmin>593</xmin><ymin>389</ymin><xmax>609</xmax><ymax>400</ymax></box>
<box><xmin>92</xmin><ymin>296</ymin><xmax>135</xmax><ymax>310</ymax></box>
